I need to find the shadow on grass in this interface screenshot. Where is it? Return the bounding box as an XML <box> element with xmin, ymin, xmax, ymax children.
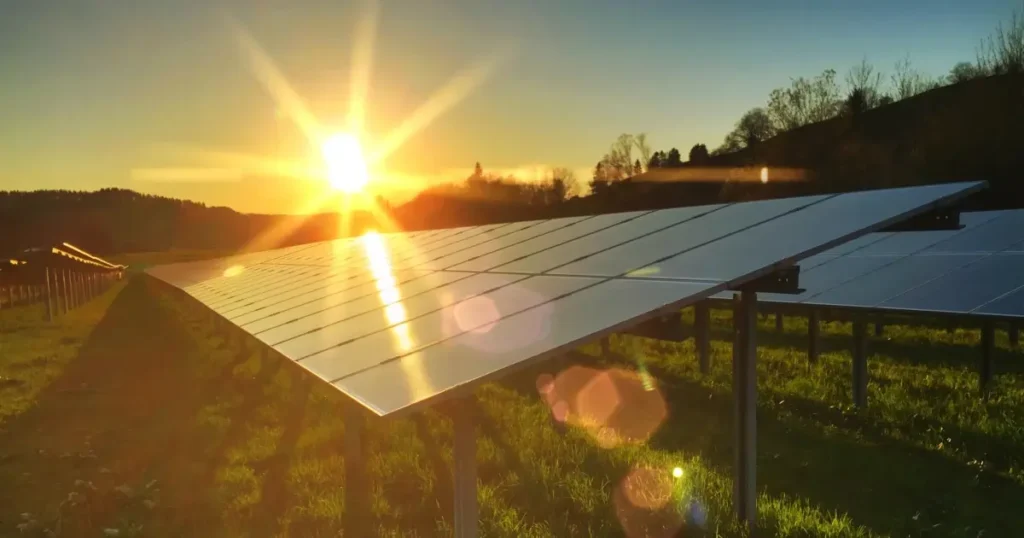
<box><xmin>0</xmin><ymin>277</ymin><xmax>252</xmax><ymax>535</ymax></box>
<box><xmin>556</xmin><ymin>347</ymin><xmax>1024</xmax><ymax>538</ymax></box>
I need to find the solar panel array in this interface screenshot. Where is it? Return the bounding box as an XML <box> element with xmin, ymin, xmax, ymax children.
<box><xmin>713</xmin><ymin>208</ymin><xmax>1024</xmax><ymax>318</ymax></box>
<box><xmin>147</xmin><ymin>181</ymin><xmax>982</xmax><ymax>417</ymax></box>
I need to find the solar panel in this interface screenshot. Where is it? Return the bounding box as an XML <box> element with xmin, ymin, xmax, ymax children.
<box><xmin>147</xmin><ymin>181</ymin><xmax>983</xmax><ymax>417</ymax></box>
<box><xmin>734</xmin><ymin>208</ymin><xmax>1024</xmax><ymax>318</ymax></box>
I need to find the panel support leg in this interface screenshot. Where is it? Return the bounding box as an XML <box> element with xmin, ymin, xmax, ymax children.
<box><xmin>695</xmin><ymin>302</ymin><xmax>711</xmax><ymax>375</ymax></box>
<box><xmin>600</xmin><ymin>336</ymin><xmax>611</xmax><ymax>357</ymax></box>
<box><xmin>732</xmin><ymin>292</ymin><xmax>757</xmax><ymax>532</ymax></box>
<box><xmin>343</xmin><ymin>401</ymin><xmax>368</xmax><ymax>538</ymax></box>
<box><xmin>808</xmin><ymin>310</ymin><xmax>820</xmax><ymax>363</ymax></box>
<box><xmin>1009</xmin><ymin>323</ymin><xmax>1019</xmax><ymax>349</ymax></box>
<box><xmin>852</xmin><ymin>319</ymin><xmax>868</xmax><ymax>408</ymax></box>
<box><xmin>874</xmin><ymin>319</ymin><xmax>884</xmax><ymax>338</ymax></box>
<box><xmin>452</xmin><ymin>398</ymin><xmax>479</xmax><ymax>538</ymax></box>
<box><xmin>980</xmin><ymin>321</ymin><xmax>994</xmax><ymax>395</ymax></box>
<box><xmin>44</xmin><ymin>269</ymin><xmax>53</xmax><ymax>322</ymax></box>
<box><xmin>61</xmin><ymin>270</ymin><xmax>70</xmax><ymax>314</ymax></box>
<box><xmin>775</xmin><ymin>312</ymin><xmax>783</xmax><ymax>333</ymax></box>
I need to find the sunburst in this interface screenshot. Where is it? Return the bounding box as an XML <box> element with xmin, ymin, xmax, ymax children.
<box><xmin>134</xmin><ymin>1</ymin><xmax>513</xmax><ymax>251</ymax></box>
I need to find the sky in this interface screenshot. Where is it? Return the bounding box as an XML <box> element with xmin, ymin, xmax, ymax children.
<box><xmin>1</xmin><ymin>0</ymin><xmax>1019</xmax><ymax>214</ymax></box>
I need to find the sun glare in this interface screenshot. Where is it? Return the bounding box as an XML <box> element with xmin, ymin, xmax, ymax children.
<box><xmin>322</xmin><ymin>133</ymin><xmax>370</xmax><ymax>193</ymax></box>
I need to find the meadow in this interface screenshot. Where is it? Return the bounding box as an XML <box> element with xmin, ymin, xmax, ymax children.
<box><xmin>0</xmin><ymin>261</ymin><xmax>1022</xmax><ymax>537</ymax></box>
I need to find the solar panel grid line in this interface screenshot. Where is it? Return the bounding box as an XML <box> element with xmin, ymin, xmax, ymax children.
<box><xmin>236</xmin><ymin>209</ymin><xmax>724</xmax><ymax>340</ymax></box>
<box><xmin>631</xmin><ymin>182</ymin><xmax>984</xmax><ymax>283</ymax></box>
<box><xmin>388</xmin><ymin>218</ymin><xmax>578</xmax><ymax>271</ymax></box>
<box><xmin>250</xmin><ymin>270</ymin><xmax>477</xmax><ymax>343</ymax></box>
<box><xmin>318</xmin><ymin>274</ymin><xmax>615</xmax><ymax>384</ymax></box>
<box><xmin>298</xmin><ymin>187</ymin><xmax>972</xmax><ymax>385</ymax></box>
<box><xmin>794</xmin><ymin>212</ymin><xmax>990</xmax><ymax>303</ymax></box>
<box><xmin>434</xmin><ymin>267</ymin><xmax>728</xmax><ymax>285</ymax></box>
<box><xmin>860</xmin><ymin>221</ymin><xmax>1024</xmax><ymax>309</ymax></box>
<box><xmin>404</xmin><ymin>216</ymin><xmax>598</xmax><ymax>271</ymax></box>
<box><xmin>198</xmin><ymin>265</ymin><xmax>336</xmax><ymax>309</ymax></box>
<box><xmin>232</xmin><ymin>270</ymin><xmax>426</xmax><ymax>329</ymax></box>
<box><xmin>970</xmin><ymin>280</ymin><xmax>1024</xmax><ymax>314</ymax></box>
<box><xmin>548</xmin><ymin>195</ymin><xmax>828</xmax><ymax>278</ymax></box>
<box><xmin>289</xmin><ymin>274</ymin><xmax>579</xmax><ymax>374</ymax></box>
<box><xmin>221</xmin><ymin>266</ymin><xmax>388</xmax><ymax>321</ymax></box>
<box><xmin>445</xmin><ymin>210</ymin><xmax>654</xmax><ymax>272</ymax></box>
<box><xmin>332</xmin><ymin>278</ymin><xmax>721</xmax><ymax>417</ymax></box>
<box><xmin>218</xmin><ymin>266</ymin><xmax>366</xmax><ymax>318</ymax></box>
<box><xmin>783</xmin><ymin>210</ymin><xmax>1024</xmax><ymax>314</ymax></box>
<box><xmin>225</xmin><ymin>217</ymin><xmax>605</xmax><ymax>328</ymax></box>
<box><xmin>878</xmin><ymin>252</ymin><xmax>1024</xmax><ymax>314</ymax></box>
<box><xmin>268</xmin><ymin>226</ymin><xmax>470</xmax><ymax>266</ymax></box>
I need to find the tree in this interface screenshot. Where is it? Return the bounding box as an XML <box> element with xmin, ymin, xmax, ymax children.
<box><xmin>633</xmin><ymin>133</ymin><xmax>652</xmax><ymax>173</ymax></box>
<box><xmin>767</xmin><ymin>68</ymin><xmax>842</xmax><ymax>132</ymax></box>
<box><xmin>977</xmin><ymin>8</ymin><xmax>1024</xmax><ymax>75</ymax></box>
<box><xmin>948</xmin><ymin>61</ymin><xmax>983</xmax><ymax>83</ymax></box>
<box><xmin>549</xmin><ymin>167</ymin><xmax>580</xmax><ymax>201</ymax></box>
<box><xmin>648</xmin><ymin>150</ymin><xmax>666</xmax><ymax>169</ymax></box>
<box><xmin>891</xmin><ymin>55</ymin><xmax>934</xmax><ymax>100</ymax></box>
<box><xmin>877</xmin><ymin>94</ymin><xmax>895</xmax><ymax>107</ymax></box>
<box><xmin>589</xmin><ymin>161</ymin><xmax>610</xmax><ymax>196</ymax></box>
<box><xmin>633</xmin><ymin>159</ymin><xmax>643</xmax><ymax>176</ymax></box>
<box><xmin>843</xmin><ymin>88</ymin><xmax>869</xmax><ymax>116</ymax></box>
<box><xmin>844</xmin><ymin>57</ymin><xmax>884</xmax><ymax>109</ymax></box>
<box><xmin>734</xmin><ymin>108</ymin><xmax>775</xmax><ymax>147</ymax></box>
<box><xmin>688</xmin><ymin>144</ymin><xmax>710</xmax><ymax>164</ymax></box>
<box><xmin>665</xmin><ymin>148</ymin><xmax>682</xmax><ymax>167</ymax></box>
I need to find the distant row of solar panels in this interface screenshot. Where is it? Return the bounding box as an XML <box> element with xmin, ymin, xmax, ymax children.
<box><xmin>147</xmin><ymin>182</ymin><xmax>983</xmax><ymax>417</ymax></box>
<box><xmin>711</xmin><ymin>209</ymin><xmax>1024</xmax><ymax>319</ymax></box>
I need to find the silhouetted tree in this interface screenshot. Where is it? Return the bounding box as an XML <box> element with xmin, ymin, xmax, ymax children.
<box><xmin>633</xmin><ymin>159</ymin><xmax>643</xmax><ymax>176</ymax></box>
<box><xmin>734</xmin><ymin>108</ymin><xmax>776</xmax><ymax>146</ymax></box>
<box><xmin>665</xmin><ymin>148</ymin><xmax>682</xmax><ymax>167</ymax></box>
<box><xmin>648</xmin><ymin>151</ymin><xmax>666</xmax><ymax>169</ymax></box>
<box><xmin>891</xmin><ymin>55</ymin><xmax>935</xmax><ymax>100</ymax></box>
<box><xmin>843</xmin><ymin>88</ymin><xmax>869</xmax><ymax>116</ymax></box>
<box><xmin>688</xmin><ymin>144</ymin><xmax>710</xmax><ymax>164</ymax></box>
<box><xmin>767</xmin><ymin>69</ymin><xmax>842</xmax><ymax>131</ymax></box>
<box><xmin>949</xmin><ymin>61</ymin><xmax>983</xmax><ymax>83</ymax></box>
<box><xmin>845</xmin><ymin>57</ymin><xmax>884</xmax><ymax>109</ymax></box>
<box><xmin>977</xmin><ymin>8</ymin><xmax>1024</xmax><ymax>75</ymax></box>
<box><xmin>634</xmin><ymin>133</ymin><xmax>652</xmax><ymax>173</ymax></box>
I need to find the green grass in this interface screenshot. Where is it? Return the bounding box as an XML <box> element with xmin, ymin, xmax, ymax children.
<box><xmin>0</xmin><ymin>277</ymin><xmax>1022</xmax><ymax>537</ymax></box>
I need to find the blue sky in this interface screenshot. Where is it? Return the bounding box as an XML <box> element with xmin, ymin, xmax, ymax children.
<box><xmin>0</xmin><ymin>0</ymin><xmax>1018</xmax><ymax>213</ymax></box>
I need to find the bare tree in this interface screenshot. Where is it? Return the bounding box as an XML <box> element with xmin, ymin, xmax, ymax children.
<box><xmin>767</xmin><ymin>69</ymin><xmax>842</xmax><ymax>132</ymax></box>
<box><xmin>977</xmin><ymin>8</ymin><xmax>1024</xmax><ymax>75</ymax></box>
<box><xmin>890</xmin><ymin>55</ymin><xmax>933</xmax><ymax>100</ymax></box>
<box><xmin>550</xmin><ymin>167</ymin><xmax>580</xmax><ymax>199</ymax></box>
<box><xmin>633</xmin><ymin>133</ymin><xmax>652</xmax><ymax>173</ymax></box>
<box><xmin>845</xmin><ymin>57</ymin><xmax>884</xmax><ymax>109</ymax></box>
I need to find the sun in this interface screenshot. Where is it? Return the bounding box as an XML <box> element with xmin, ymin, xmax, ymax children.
<box><xmin>321</xmin><ymin>132</ymin><xmax>370</xmax><ymax>193</ymax></box>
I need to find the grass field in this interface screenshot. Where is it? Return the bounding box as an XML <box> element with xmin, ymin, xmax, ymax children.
<box><xmin>0</xmin><ymin>272</ymin><xmax>1022</xmax><ymax>537</ymax></box>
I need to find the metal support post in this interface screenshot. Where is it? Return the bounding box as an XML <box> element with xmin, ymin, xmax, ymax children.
<box><xmin>733</xmin><ymin>292</ymin><xmax>757</xmax><ymax>531</ymax></box>
<box><xmin>44</xmin><ymin>269</ymin><xmax>53</xmax><ymax>322</ymax></box>
<box><xmin>344</xmin><ymin>401</ymin><xmax>368</xmax><ymax>538</ymax></box>
<box><xmin>61</xmin><ymin>270</ymin><xmax>70</xmax><ymax>314</ymax></box>
<box><xmin>695</xmin><ymin>302</ymin><xmax>711</xmax><ymax>374</ymax></box>
<box><xmin>1009</xmin><ymin>322</ymin><xmax>1019</xmax><ymax>349</ymax></box>
<box><xmin>775</xmin><ymin>312</ymin><xmax>783</xmax><ymax>333</ymax></box>
<box><xmin>808</xmin><ymin>310</ymin><xmax>820</xmax><ymax>363</ymax></box>
<box><xmin>852</xmin><ymin>319</ymin><xmax>868</xmax><ymax>408</ymax></box>
<box><xmin>980</xmin><ymin>321</ymin><xmax>994</xmax><ymax>395</ymax></box>
<box><xmin>452</xmin><ymin>398</ymin><xmax>479</xmax><ymax>538</ymax></box>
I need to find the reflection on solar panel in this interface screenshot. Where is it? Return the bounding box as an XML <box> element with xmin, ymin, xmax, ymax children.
<box><xmin>148</xmin><ymin>182</ymin><xmax>980</xmax><ymax>416</ymax></box>
<box><xmin>146</xmin><ymin>180</ymin><xmax>984</xmax><ymax>534</ymax></box>
<box><xmin>715</xmin><ymin>209</ymin><xmax>1024</xmax><ymax>318</ymax></box>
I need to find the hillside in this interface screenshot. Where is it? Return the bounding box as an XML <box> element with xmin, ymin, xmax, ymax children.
<box><xmin>3</xmin><ymin>74</ymin><xmax>1023</xmax><ymax>256</ymax></box>
<box><xmin>634</xmin><ymin>73</ymin><xmax>1024</xmax><ymax>209</ymax></box>
<box><xmin>0</xmin><ymin>189</ymin><xmax>379</xmax><ymax>256</ymax></box>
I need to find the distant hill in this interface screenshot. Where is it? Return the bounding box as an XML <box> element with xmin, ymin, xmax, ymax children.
<box><xmin>630</xmin><ymin>73</ymin><xmax>1024</xmax><ymax>209</ymax></box>
<box><xmin>0</xmin><ymin>189</ymin><xmax>379</xmax><ymax>256</ymax></box>
<box><xmin>3</xmin><ymin>74</ymin><xmax>1022</xmax><ymax>256</ymax></box>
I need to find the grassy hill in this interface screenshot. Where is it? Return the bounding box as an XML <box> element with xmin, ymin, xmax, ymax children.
<box><xmin>636</xmin><ymin>73</ymin><xmax>1024</xmax><ymax>209</ymax></box>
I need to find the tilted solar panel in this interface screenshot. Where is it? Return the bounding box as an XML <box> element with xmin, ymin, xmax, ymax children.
<box><xmin>147</xmin><ymin>181</ymin><xmax>983</xmax><ymax>416</ymax></box>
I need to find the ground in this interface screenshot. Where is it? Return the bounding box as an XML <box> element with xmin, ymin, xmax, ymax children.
<box><xmin>0</xmin><ymin>263</ymin><xmax>1022</xmax><ymax>537</ymax></box>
